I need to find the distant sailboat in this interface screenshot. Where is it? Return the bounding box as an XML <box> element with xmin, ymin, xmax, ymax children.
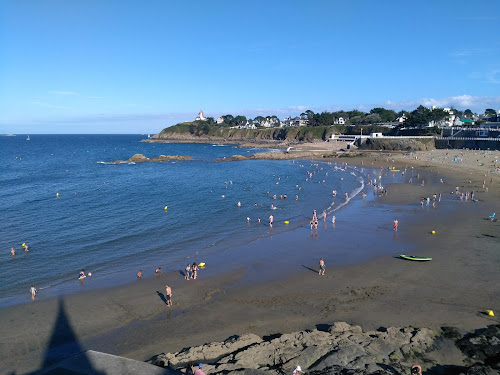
<box><xmin>26</xmin><ymin>135</ymin><xmax>30</xmax><ymax>140</ymax></box>
<box><xmin>147</xmin><ymin>134</ymin><xmax>151</xmax><ymax>138</ymax></box>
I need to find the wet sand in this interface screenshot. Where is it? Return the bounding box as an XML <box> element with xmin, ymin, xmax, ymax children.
<box><xmin>1</xmin><ymin>149</ymin><xmax>499</xmax><ymax>374</ymax></box>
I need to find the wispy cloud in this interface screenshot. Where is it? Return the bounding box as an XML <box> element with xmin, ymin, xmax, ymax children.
<box><xmin>384</xmin><ymin>95</ymin><xmax>500</xmax><ymax>111</ymax></box>
<box><xmin>449</xmin><ymin>47</ymin><xmax>496</xmax><ymax>59</ymax></box>
<box><xmin>468</xmin><ymin>68</ymin><xmax>500</xmax><ymax>84</ymax></box>
<box><xmin>456</xmin><ymin>16</ymin><xmax>496</xmax><ymax>21</ymax></box>
<box><xmin>48</xmin><ymin>90</ymin><xmax>79</xmax><ymax>96</ymax></box>
<box><xmin>31</xmin><ymin>101</ymin><xmax>71</xmax><ymax>110</ymax></box>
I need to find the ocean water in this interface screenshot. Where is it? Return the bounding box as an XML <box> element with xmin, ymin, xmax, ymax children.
<box><xmin>0</xmin><ymin>135</ymin><xmax>364</xmax><ymax>305</ymax></box>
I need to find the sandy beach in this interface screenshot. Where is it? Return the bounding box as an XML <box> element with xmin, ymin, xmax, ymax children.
<box><xmin>1</xmin><ymin>149</ymin><xmax>499</xmax><ymax>374</ymax></box>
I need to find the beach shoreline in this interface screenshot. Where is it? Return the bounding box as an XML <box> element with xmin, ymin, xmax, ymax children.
<box><xmin>1</xmin><ymin>149</ymin><xmax>499</xmax><ymax>374</ymax></box>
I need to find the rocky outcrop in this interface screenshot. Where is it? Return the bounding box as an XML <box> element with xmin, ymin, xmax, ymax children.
<box><xmin>151</xmin><ymin>323</ymin><xmax>437</xmax><ymax>375</ymax></box>
<box><xmin>108</xmin><ymin>154</ymin><xmax>193</xmax><ymax>164</ymax></box>
<box><xmin>147</xmin><ymin>124</ymin><xmax>336</xmax><ymax>144</ymax></box>
<box><xmin>151</xmin><ymin>323</ymin><xmax>500</xmax><ymax>375</ymax></box>
<box><xmin>455</xmin><ymin>325</ymin><xmax>500</xmax><ymax>373</ymax></box>
<box><xmin>215</xmin><ymin>151</ymin><xmax>337</xmax><ymax>162</ymax></box>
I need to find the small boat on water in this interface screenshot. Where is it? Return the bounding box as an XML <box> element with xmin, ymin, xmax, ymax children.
<box><xmin>26</xmin><ymin>135</ymin><xmax>30</xmax><ymax>140</ymax></box>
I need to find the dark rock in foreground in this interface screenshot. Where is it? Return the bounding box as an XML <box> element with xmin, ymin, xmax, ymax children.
<box><xmin>150</xmin><ymin>323</ymin><xmax>500</xmax><ymax>375</ymax></box>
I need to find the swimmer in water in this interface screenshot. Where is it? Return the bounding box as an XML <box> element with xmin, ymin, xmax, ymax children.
<box><xmin>11</xmin><ymin>247</ymin><xmax>15</xmax><ymax>257</ymax></box>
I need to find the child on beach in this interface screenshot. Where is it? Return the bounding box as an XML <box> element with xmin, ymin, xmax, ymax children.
<box><xmin>319</xmin><ymin>258</ymin><xmax>326</xmax><ymax>276</ymax></box>
<box><xmin>30</xmin><ymin>285</ymin><xmax>37</xmax><ymax>300</ymax></box>
<box><xmin>137</xmin><ymin>270</ymin><xmax>142</xmax><ymax>279</ymax></box>
<box><xmin>165</xmin><ymin>284</ymin><xmax>172</xmax><ymax>306</ymax></box>
<box><xmin>185</xmin><ymin>263</ymin><xmax>191</xmax><ymax>280</ymax></box>
<box><xmin>393</xmin><ymin>219</ymin><xmax>398</xmax><ymax>231</ymax></box>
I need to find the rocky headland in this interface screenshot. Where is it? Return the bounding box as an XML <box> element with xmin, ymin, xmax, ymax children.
<box><xmin>107</xmin><ymin>153</ymin><xmax>193</xmax><ymax>164</ymax></box>
<box><xmin>151</xmin><ymin>322</ymin><xmax>500</xmax><ymax>375</ymax></box>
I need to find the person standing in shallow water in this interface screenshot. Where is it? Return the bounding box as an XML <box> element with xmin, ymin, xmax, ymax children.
<box><xmin>165</xmin><ymin>284</ymin><xmax>172</xmax><ymax>306</ymax></box>
<box><xmin>30</xmin><ymin>285</ymin><xmax>37</xmax><ymax>300</ymax></box>
<box><xmin>319</xmin><ymin>258</ymin><xmax>326</xmax><ymax>276</ymax></box>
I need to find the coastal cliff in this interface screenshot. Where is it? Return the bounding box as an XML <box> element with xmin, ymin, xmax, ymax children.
<box><xmin>147</xmin><ymin>123</ymin><xmax>335</xmax><ymax>144</ymax></box>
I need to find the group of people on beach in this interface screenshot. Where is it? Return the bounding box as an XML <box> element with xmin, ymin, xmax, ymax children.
<box><xmin>185</xmin><ymin>262</ymin><xmax>199</xmax><ymax>280</ymax></box>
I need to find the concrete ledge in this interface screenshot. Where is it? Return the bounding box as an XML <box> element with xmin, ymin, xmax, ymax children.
<box><xmin>39</xmin><ymin>350</ymin><xmax>177</xmax><ymax>375</ymax></box>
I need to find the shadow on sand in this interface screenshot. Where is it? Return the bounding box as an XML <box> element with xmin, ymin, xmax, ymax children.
<box><xmin>17</xmin><ymin>298</ymin><xmax>106</xmax><ymax>375</ymax></box>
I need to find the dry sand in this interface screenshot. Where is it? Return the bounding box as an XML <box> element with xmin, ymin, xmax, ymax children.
<box><xmin>0</xmin><ymin>149</ymin><xmax>499</xmax><ymax>374</ymax></box>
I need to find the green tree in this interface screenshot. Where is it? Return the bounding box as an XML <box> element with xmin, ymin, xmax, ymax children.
<box><xmin>405</xmin><ymin>105</ymin><xmax>431</xmax><ymax>128</ymax></box>
<box><xmin>362</xmin><ymin>113</ymin><xmax>382</xmax><ymax>124</ymax></box>
<box><xmin>234</xmin><ymin>115</ymin><xmax>247</xmax><ymax>126</ymax></box>
<box><xmin>254</xmin><ymin>116</ymin><xmax>266</xmax><ymax>125</ymax></box>
<box><xmin>450</xmin><ymin>106</ymin><xmax>463</xmax><ymax>118</ymax></box>
<box><xmin>429</xmin><ymin>108</ymin><xmax>448</xmax><ymax>125</ymax></box>
<box><xmin>370</xmin><ymin>108</ymin><xmax>397</xmax><ymax>122</ymax></box>
<box><xmin>485</xmin><ymin>108</ymin><xmax>497</xmax><ymax>117</ymax></box>
<box><xmin>463</xmin><ymin>109</ymin><xmax>473</xmax><ymax>118</ymax></box>
<box><xmin>270</xmin><ymin>115</ymin><xmax>281</xmax><ymax>127</ymax></box>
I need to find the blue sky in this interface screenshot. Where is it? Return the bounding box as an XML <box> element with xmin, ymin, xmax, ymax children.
<box><xmin>1</xmin><ymin>0</ymin><xmax>499</xmax><ymax>134</ymax></box>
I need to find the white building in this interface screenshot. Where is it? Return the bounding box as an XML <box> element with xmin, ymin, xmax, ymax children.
<box><xmin>195</xmin><ymin>110</ymin><xmax>207</xmax><ymax>121</ymax></box>
<box><xmin>282</xmin><ymin>117</ymin><xmax>292</xmax><ymax>127</ymax></box>
<box><xmin>216</xmin><ymin>116</ymin><xmax>224</xmax><ymax>124</ymax></box>
<box><xmin>334</xmin><ymin>117</ymin><xmax>346</xmax><ymax>125</ymax></box>
<box><xmin>292</xmin><ymin>117</ymin><xmax>308</xmax><ymax>126</ymax></box>
<box><xmin>396</xmin><ymin>114</ymin><xmax>407</xmax><ymax>123</ymax></box>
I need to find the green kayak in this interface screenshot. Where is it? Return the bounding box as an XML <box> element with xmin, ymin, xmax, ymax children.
<box><xmin>400</xmin><ymin>254</ymin><xmax>432</xmax><ymax>261</ymax></box>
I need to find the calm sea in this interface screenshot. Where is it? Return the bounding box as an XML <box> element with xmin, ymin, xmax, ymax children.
<box><xmin>0</xmin><ymin>135</ymin><xmax>364</xmax><ymax>305</ymax></box>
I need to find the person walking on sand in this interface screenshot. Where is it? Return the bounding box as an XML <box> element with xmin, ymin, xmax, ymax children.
<box><xmin>319</xmin><ymin>258</ymin><xmax>326</xmax><ymax>276</ymax></box>
<box><xmin>185</xmin><ymin>263</ymin><xmax>191</xmax><ymax>280</ymax></box>
<box><xmin>192</xmin><ymin>263</ymin><xmax>198</xmax><ymax>279</ymax></box>
<box><xmin>165</xmin><ymin>284</ymin><xmax>172</xmax><ymax>306</ymax></box>
<box><xmin>393</xmin><ymin>219</ymin><xmax>398</xmax><ymax>231</ymax></box>
<box><xmin>30</xmin><ymin>285</ymin><xmax>37</xmax><ymax>300</ymax></box>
